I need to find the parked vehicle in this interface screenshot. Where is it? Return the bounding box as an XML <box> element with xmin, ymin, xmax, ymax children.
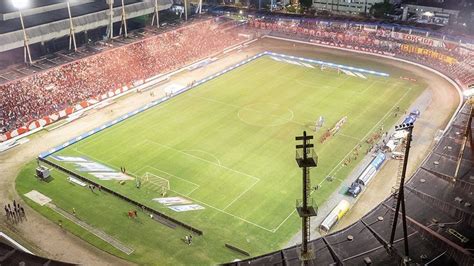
<box><xmin>347</xmin><ymin>181</ymin><xmax>362</xmax><ymax>198</ymax></box>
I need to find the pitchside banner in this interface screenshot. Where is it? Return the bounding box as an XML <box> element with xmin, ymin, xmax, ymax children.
<box><xmin>400</xmin><ymin>44</ymin><xmax>457</xmax><ymax>64</ymax></box>
<box><xmin>391</xmin><ymin>32</ymin><xmax>441</xmax><ymax>47</ymax></box>
<box><xmin>389</xmin><ymin>32</ymin><xmax>470</xmax><ymax>52</ymax></box>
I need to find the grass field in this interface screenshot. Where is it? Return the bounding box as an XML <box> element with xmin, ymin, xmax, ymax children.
<box><xmin>17</xmin><ymin>54</ymin><xmax>425</xmax><ymax>264</ymax></box>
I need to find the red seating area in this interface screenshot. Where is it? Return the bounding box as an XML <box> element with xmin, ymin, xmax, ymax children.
<box><xmin>249</xmin><ymin>18</ymin><xmax>474</xmax><ymax>88</ymax></box>
<box><xmin>0</xmin><ymin>19</ymin><xmax>243</xmax><ymax>134</ymax></box>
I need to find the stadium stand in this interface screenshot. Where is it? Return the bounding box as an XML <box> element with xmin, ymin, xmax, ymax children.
<box><xmin>0</xmin><ymin>240</ymin><xmax>73</xmax><ymax>265</ymax></box>
<box><xmin>247</xmin><ymin>17</ymin><xmax>474</xmax><ymax>87</ymax></box>
<box><xmin>227</xmin><ymin>103</ymin><xmax>473</xmax><ymax>265</ymax></box>
<box><xmin>0</xmin><ymin>18</ymin><xmax>245</xmax><ymax>137</ymax></box>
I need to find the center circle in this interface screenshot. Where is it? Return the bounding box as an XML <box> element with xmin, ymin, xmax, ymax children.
<box><xmin>237</xmin><ymin>103</ymin><xmax>293</xmax><ymax>127</ymax></box>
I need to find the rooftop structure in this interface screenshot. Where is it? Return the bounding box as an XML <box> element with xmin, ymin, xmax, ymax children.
<box><xmin>0</xmin><ymin>0</ymin><xmax>173</xmax><ymax>53</ymax></box>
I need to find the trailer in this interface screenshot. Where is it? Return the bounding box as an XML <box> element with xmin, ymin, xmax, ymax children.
<box><xmin>356</xmin><ymin>152</ymin><xmax>386</xmax><ymax>186</ymax></box>
<box><xmin>320</xmin><ymin>200</ymin><xmax>350</xmax><ymax>232</ymax></box>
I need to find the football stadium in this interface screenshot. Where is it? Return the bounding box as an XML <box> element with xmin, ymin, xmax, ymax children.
<box><xmin>0</xmin><ymin>1</ymin><xmax>473</xmax><ymax>265</ymax></box>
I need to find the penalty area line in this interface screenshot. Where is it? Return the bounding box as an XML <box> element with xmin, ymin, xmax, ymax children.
<box><xmin>222</xmin><ymin>178</ymin><xmax>260</xmax><ymax>211</ymax></box>
<box><xmin>145</xmin><ymin>139</ymin><xmax>261</xmax><ymax>182</ymax></box>
<box><xmin>142</xmin><ymin>165</ymin><xmax>201</xmax><ymax>196</ymax></box>
<box><xmin>169</xmin><ymin>188</ymin><xmax>274</xmax><ymax>233</ymax></box>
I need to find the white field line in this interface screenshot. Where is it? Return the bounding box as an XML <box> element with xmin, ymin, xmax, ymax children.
<box><xmin>183</xmin><ymin>149</ymin><xmax>222</xmax><ymax>166</ymax></box>
<box><xmin>168</xmin><ymin>186</ymin><xmax>274</xmax><ymax>232</ymax></box>
<box><xmin>357</xmin><ymin>80</ymin><xmax>379</xmax><ymax>94</ymax></box>
<box><xmin>72</xmin><ymin>98</ymin><xmax>176</xmax><ymax>153</ymax></box>
<box><xmin>222</xmin><ymin>178</ymin><xmax>260</xmax><ymax>211</ymax></box>
<box><xmin>272</xmin><ymin>87</ymin><xmax>412</xmax><ymax>232</ymax></box>
<box><xmin>188</xmin><ymin>94</ymin><xmax>303</xmax><ymax>127</ymax></box>
<box><xmin>318</xmin><ymin>87</ymin><xmax>413</xmax><ymax>186</ymax></box>
<box><xmin>144</xmin><ymin>165</ymin><xmax>201</xmax><ymax>187</ymax></box>
<box><xmin>142</xmin><ymin>141</ymin><xmax>273</xmax><ymax>229</ymax></box>
<box><xmin>147</xmin><ymin>178</ymin><xmax>169</xmax><ymax>189</ymax></box>
<box><xmin>76</xmin><ymin>143</ymin><xmax>270</xmax><ymax>231</ymax></box>
<box><xmin>73</xmin><ymin>148</ymin><xmax>121</xmax><ymax>172</ymax></box>
<box><xmin>337</xmin><ymin>133</ymin><xmax>362</xmax><ymax>141</ymax></box>
<box><xmin>71</xmin><ymin>87</ymin><xmax>412</xmax><ymax>234</ymax></box>
<box><xmin>324</xmin><ymin>87</ymin><xmax>413</xmax><ymax>180</ymax></box>
<box><xmin>190</xmin><ymin>84</ymin><xmax>361</xmax><ymax>134</ymax></box>
<box><xmin>264</xmin><ymin>35</ymin><xmax>463</xmax><ymax>134</ymax></box>
<box><xmin>187</xmin><ymin>94</ymin><xmax>289</xmax><ymax>120</ymax></box>
<box><xmin>237</xmin><ymin>107</ymin><xmax>295</xmax><ymax>127</ymax></box>
<box><xmin>141</xmin><ymin>164</ymin><xmax>267</xmax><ymax>229</ymax></box>
<box><xmin>359</xmin><ymin>80</ymin><xmax>399</xmax><ymax>95</ymax></box>
<box><xmin>78</xmin><ymin>138</ymin><xmax>146</xmax><ymax>164</ymax></box>
<box><xmin>143</xmin><ymin>165</ymin><xmax>200</xmax><ymax>195</ymax></box>
<box><xmin>285</xmin><ymin>73</ymin><xmax>350</xmax><ymax>90</ymax></box>
<box><xmin>185</xmin><ymin>184</ymin><xmax>200</xmax><ymax>195</ymax></box>
<box><xmin>146</xmin><ymin>177</ymin><xmax>201</xmax><ymax>196</ymax></box>
<box><xmin>145</xmin><ymin>139</ymin><xmax>260</xmax><ymax>182</ymax></box>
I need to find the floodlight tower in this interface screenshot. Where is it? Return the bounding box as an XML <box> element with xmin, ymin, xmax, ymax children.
<box><xmin>13</xmin><ymin>0</ymin><xmax>33</xmax><ymax>65</ymax></box>
<box><xmin>66</xmin><ymin>0</ymin><xmax>77</xmax><ymax>51</ymax></box>
<box><xmin>119</xmin><ymin>0</ymin><xmax>128</xmax><ymax>37</ymax></box>
<box><xmin>151</xmin><ymin>0</ymin><xmax>160</xmax><ymax>28</ymax></box>
<box><xmin>389</xmin><ymin>122</ymin><xmax>414</xmax><ymax>263</ymax></box>
<box><xmin>295</xmin><ymin>131</ymin><xmax>318</xmax><ymax>261</ymax></box>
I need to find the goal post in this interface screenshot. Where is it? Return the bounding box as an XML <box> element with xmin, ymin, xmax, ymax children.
<box><xmin>140</xmin><ymin>172</ymin><xmax>170</xmax><ymax>193</ymax></box>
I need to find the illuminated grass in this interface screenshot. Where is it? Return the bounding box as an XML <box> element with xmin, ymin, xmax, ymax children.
<box><xmin>17</xmin><ymin>55</ymin><xmax>425</xmax><ymax>264</ymax></box>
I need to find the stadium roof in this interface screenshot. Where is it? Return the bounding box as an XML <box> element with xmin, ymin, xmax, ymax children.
<box><xmin>0</xmin><ymin>242</ymin><xmax>74</xmax><ymax>265</ymax></box>
<box><xmin>0</xmin><ymin>0</ymin><xmax>96</xmax><ymax>22</ymax></box>
<box><xmin>0</xmin><ymin>0</ymin><xmax>173</xmax><ymax>53</ymax></box>
<box><xmin>0</xmin><ymin>232</ymin><xmax>74</xmax><ymax>265</ymax></box>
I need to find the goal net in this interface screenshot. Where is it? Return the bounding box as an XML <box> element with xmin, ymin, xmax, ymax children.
<box><xmin>139</xmin><ymin>172</ymin><xmax>170</xmax><ymax>194</ymax></box>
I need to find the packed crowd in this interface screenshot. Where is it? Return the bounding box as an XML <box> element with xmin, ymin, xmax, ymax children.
<box><xmin>249</xmin><ymin>18</ymin><xmax>474</xmax><ymax>87</ymax></box>
<box><xmin>0</xmin><ymin>19</ymin><xmax>244</xmax><ymax>133</ymax></box>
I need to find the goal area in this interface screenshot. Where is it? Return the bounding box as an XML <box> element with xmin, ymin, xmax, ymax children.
<box><xmin>139</xmin><ymin>172</ymin><xmax>170</xmax><ymax>193</ymax></box>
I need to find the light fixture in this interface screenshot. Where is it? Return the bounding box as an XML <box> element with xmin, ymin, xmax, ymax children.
<box><xmin>12</xmin><ymin>0</ymin><xmax>29</xmax><ymax>9</ymax></box>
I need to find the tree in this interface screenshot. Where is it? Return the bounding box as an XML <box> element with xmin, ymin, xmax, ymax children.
<box><xmin>370</xmin><ymin>0</ymin><xmax>394</xmax><ymax>18</ymax></box>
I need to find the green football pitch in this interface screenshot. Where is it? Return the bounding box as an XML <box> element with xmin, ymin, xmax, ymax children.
<box><xmin>17</xmin><ymin>55</ymin><xmax>425</xmax><ymax>264</ymax></box>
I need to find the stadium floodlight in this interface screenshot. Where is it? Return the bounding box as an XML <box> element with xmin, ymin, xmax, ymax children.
<box><xmin>463</xmin><ymin>88</ymin><xmax>474</xmax><ymax>98</ymax></box>
<box><xmin>12</xmin><ymin>0</ymin><xmax>28</xmax><ymax>9</ymax></box>
<box><xmin>395</xmin><ymin>122</ymin><xmax>414</xmax><ymax>131</ymax></box>
<box><xmin>423</xmin><ymin>11</ymin><xmax>434</xmax><ymax>17</ymax></box>
<box><xmin>12</xmin><ymin>0</ymin><xmax>33</xmax><ymax>65</ymax></box>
